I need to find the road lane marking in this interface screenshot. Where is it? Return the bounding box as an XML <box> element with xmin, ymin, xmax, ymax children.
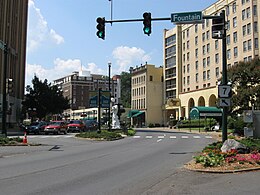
<box><xmin>205</xmin><ymin>136</ymin><xmax>213</xmax><ymax>139</ymax></box>
<box><xmin>158</xmin><ymin>136</ymin><xmax>165</xmax><ymax>139</ymax></box>
<box><xmin>157</xmin><ymin>139</ymin><xmax>162</xmax><ymax>142</ymax></box>
<box><xmin>145</xmin><ymin>136</ymin><xmax>153</xmax><ymax>139</ymax></box>
<box><xmin>170</xmin><ymin>136</ymin><xmax>177</xmax><ymax>139</ymax></box>
<box><xmin>193</xmin><ymin>136</ymin><xmax>201</xmax><ymax>139</ymax></box>
<box><xmin>133</xmin><ymin>135</ymin><xmax>140</xmax><ymax>138</ymax></box>
<box><xmin>181</xmin><ymin>136</ymin><xmax>189</xmax><ymax>139</ymax></box>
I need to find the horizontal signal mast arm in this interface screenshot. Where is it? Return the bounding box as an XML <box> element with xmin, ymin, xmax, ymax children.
<box><xmin>105</xmin><ymin>17</ymin><xmax>171</xmax><ymax>24</ymax></box>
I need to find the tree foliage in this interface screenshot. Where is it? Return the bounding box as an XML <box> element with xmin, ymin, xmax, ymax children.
<box><xmin>22</xmin><ymin>76</ymin><xmax>70</xmax><ymax>119</ymax></box>
<box><xmin>120</xmin><ymin>72</ymin><xmax>131</xmax><ymax>108</ymax></box>
<box><xmin>227</xmin><ymin>58</ymin><xmax>260</xmax><ymax>115</ymax></box>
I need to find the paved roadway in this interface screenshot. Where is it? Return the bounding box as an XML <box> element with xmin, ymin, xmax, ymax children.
<box><xmin>1</xmin><ymin>129</ymin><xmax>260</xmax><ymax>195</ymax></box>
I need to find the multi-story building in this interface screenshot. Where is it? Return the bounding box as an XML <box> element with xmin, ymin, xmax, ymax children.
<box><xmin>53</xmin><ymin>71</ymin><xmax>119</xmax><ymax>119</ymax></box>
<box><xmin>130</xmin><ymin>64</ymin><xmax>163</xmax><ymax>127</ymax></box>
<box><xmin>0</xmin><ymin>0</ymin><xmax>28</xmax><ymax>126</ymax></box>
<box><xmin>163</xmin><ymin>0</ymin><xmax>260</xmax><ymax>123</ymax></box>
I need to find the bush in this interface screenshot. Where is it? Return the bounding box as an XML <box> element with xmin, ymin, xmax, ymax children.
<box><xmin>228</xmin><ymin>117</ymin><xmax>246</xmax><ymax>135</ymax></box>
<box><xmin>178</xmin><ymin>118</ymin><xmax>217</xmax><ymax>128</ymax></box>
<box><xmin>76</xmin><ymin>130</ymin><xmax>122</xmax><ymax>141</ymax></box>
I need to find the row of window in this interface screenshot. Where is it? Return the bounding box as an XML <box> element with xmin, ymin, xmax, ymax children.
<box><xmin>132</xmin><ymin>99</ymin><xmax>146</xmax><ymax>110</ymax></box>
<box><xmin>132</xmin><ymin>75</ymin><xmax>145</xmax><ymax>85</ymax></box>
<box><xmin>132</xmin><ymin>86</ymin><xmax>146</xmax><ymax>97</ymax></box>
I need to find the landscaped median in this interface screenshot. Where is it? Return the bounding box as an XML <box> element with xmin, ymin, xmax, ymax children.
<box><xmin>75</xmin><ymin>129</ymin><xmax>136</xmax><ymax>141</ymax></box>
<box><xmin>0</xmin><ymin>136</ymin><xmax>24</xmax><ymax>146</ymax></box>
<box><xmin>185</xmin><ymin>138</ymin><xmax>260</xmax><ymax>173</ymax></box>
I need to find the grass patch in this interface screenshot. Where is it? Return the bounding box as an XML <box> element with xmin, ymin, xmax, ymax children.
<box><xmin>0</xmin><ymin>136</ymin><xmax>23</xmax><ymax>145</ymax></box>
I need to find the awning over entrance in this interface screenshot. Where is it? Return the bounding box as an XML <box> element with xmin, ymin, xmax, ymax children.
<box><xmin>190</xmin><ymin>106</ymin><xmax>222</xmax><ymax>120</ymax></box>
<box><xmin>128</xmin><ymin>110</ymin><xmax>144</xmax><ymax>118</ymax></box>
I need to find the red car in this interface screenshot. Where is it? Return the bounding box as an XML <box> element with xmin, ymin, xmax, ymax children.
<box><xmin>67</xmin><ymin>120</ymin><xmax>86</xmax><ymax>133</ymax></box>
<box><xmin>43</xmin><ymin>121</ymin><xmax>67</xmax><ymax>135</ymax></box>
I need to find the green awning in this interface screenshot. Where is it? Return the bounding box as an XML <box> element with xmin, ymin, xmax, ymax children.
<box><xmin>132</xmin><ymin>111</ymin><xmax>144</xmax><ymax>118</ymax></box>
<box><xmin>128</xmin><ymin>110</ymin><xmax>140</xmax><ymax>117</ymax></box>
<box><xmin>190</xmin><ymin>106</ymin><xmax>222</xmax><ymax>119</ymax></box>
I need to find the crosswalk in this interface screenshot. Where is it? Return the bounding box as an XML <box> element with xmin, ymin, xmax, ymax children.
<box><xmin>133</xmin><ymin>135</ymin><xmax>213</xmax><ymax>139</ymax></box>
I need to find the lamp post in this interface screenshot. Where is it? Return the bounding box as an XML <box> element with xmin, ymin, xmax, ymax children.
<box><xmin>108</xmin><ymin>61</ymin><xmax>111</xmax><ymax>131</ymax></box>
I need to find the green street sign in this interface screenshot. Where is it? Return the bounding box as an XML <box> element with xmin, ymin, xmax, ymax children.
<box><xmin>171</xmin><ymin>11</ymin><xmax>203</xmax><ymax>24</ymax></box>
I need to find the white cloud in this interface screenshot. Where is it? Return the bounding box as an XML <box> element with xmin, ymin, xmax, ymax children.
<box><xmin>112</xmin><ymin>46</ymin><xmax>151</xmax><ymax>73</ymax></box>
<box><xmin>26</xmin><ymin>59</ymin><xmax>106</xmax><ymax>86</ymax></box>
<box><xmin>27</xmin><ymin>0</ymin><xmax>64</xmax><ymax>53</ymax></box>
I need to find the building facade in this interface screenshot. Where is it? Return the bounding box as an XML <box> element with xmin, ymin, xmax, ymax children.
<box><xmin>130</xmin><ymin>64</ymin><xmax>163</xmax><ymax>127</ymax></box>
<box><xmin>163</xmin><ymin>0</ymin><xmax>260</xmax><ymax>123</ymax></box>
<box><xmin>0</xmin><ymin>0</ymin><xmax>28</xmax><ymax>125</ymax></box>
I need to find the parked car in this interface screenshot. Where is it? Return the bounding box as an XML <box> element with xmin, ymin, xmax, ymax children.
<box><xmin>67</xmin><ymin>120</ymin><xmax>86</xmax><ymax>133</ymax></box>
<box><xmin>26</xmin><ymin>121</ymin><xmax>48</xmax><ymax>134</ymax></box>
<box><xmin>44</xmin><ymin>121</ymin><xmax>67</xmax><ymax>134</ymax></box>
<box><xmin>82</xmin><ymin>119</ymin><xmax>98</xmax><ymax>131</ymax></box>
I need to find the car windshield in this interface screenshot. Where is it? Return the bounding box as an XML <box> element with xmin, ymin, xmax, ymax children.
<box><xmin>50</xmin><ymin>121</ymin><xmax>61</xmax><ymax>125</ymax></box>
<box><xmin>31</xmin><ymin>122</ymin><xmax>39</xmax><ymax>126</ymax></box>
<box><xmin>69</xmin><ymin>120</ymin><xmax>81</xmax><ymax>124</ymax></box>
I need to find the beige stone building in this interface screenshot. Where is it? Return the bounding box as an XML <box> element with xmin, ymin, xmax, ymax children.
<box><xmin>0</xmin><ymin>0</ymin><xmax>29</xmax><ymax>125</ymax></box>
<box><xmin>163</xmin><ymin>0</ymin><xmax>260</xmax><ymax>123</ymax></box>
<box><xmin>130</xmin><ymin>64</ymin><xmax>163</xmax><ymax>127</ymax></box>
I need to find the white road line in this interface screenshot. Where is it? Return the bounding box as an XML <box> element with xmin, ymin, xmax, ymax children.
<box><xmin>181</xmin><ymin>136</ymin><xmax>189</xmax><ymax>139</ymax></box>
<box><xmin>133</xmin><ymin>135</ymin><xmax>140</xmax><ymax>138</ymax></box>
<box><xmin>145</xmin><ymin>136</ymin><xmax>153</xmax><ymax>139</ymax></box>
<box><xmin>158</xmin><ymin>136</ymin><xmax>165</xmax><ymax>139</ymax></box>
<box><xmin>205</xmin><ymin>136</ymin><xmax>213</xmax><ymax>139</ymax></box>
<box><xmin>193</xmin><ymin>136</ymin><xmax>201</xmax><ymax>139</ymax></box>
<box><xmin>170</xmin><ymin>136</ymin><xmax>177</xmax><ymax>139</ymax></box>
<box><xmin>40</xmin><ymin>136</ymin><xmax>50</xmax><ymax>138</ymax></box>
<box><xmin>157</xmin><ymin>139</ymin><xmax>162</xmax><ymax>142</ymax></box>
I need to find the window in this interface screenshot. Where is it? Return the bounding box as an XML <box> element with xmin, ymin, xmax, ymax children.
<box><xmin>183</xmin><ymin>54</ymin><xmax>185</xmax><ymax>62</ymax></box>
<box><xmin>207</xmin><ymin>70</ymin><xmax>211</xmax><ymax>80</ymax></box>
<box><xmin>243</xmin><ymin>25</ymin><xmax>246</xmax><ymax>36</ymax></box>
<box><xmin>233</xmin><ymin>32</ymin><xmax>238</xmax><ymax>43</ymax></box>
<box><xmin>247</xmin><ymin>23</ymin><xmax>251</xmax><ymax>34</ymax></box>
<box><xmin>246</xmin><ymin>7</ymin><xmax>251</xmax><ymax>18</ymax></box>
<box><xmin>195</xmin><ymin>48</ymin><xmax>198</xmax><ymax>58</ymax></box>
<box><xmin>203</xmin><ymin>58</ymin><xmax>206</xmax><ymax>68</ymax></box>
<box><xmin>183</xmin><ymin>65</ymin><xmax>185</xmax><ymax>73</ymax></box>
<box><xmin>187</xmin><ymin>64</ymin><xmax>190</xmax><ymax>73</ymax></box>
<box><xmin>242</xmin><ymin>0</ymin><xmax>245</xmax><ymax>5</ymax></box>
<box><xmin>187</xmin><ymin>76</ymin><xmax>190</xmax><ymax>85</ymax></box>
<box><xmin>232</xmin><ymin>2</ymin><xmax>237</xmax><ymax>13</ymax></box>
<box><xmin>195</xmin><ymin>24</ymin><xmax>198</xmax><ymax>33</ymax></box>
<box><xmin>215</xmin><ymin>40</ymin><xmax>219</xmax><ymax>50</ymax></box>
<box><xmin>187</xmin><ymin>40</ymin><xmax>190</xmax><ymax>49</ymax></box>
<box><xmin>243</xmin><ymin>41</ymin><xmax>247</xmax><ymax>52</ymax></box>
<box><xmin>183</xmin><ymin>77</ymin><xmax>185</xmax><ymax>85</ymax></box>
<box><xmin>215</xmin><ymin>67</ymin><xmax>220</xmax><ymax>78</ymax></box>
<box><xmin>202</xmin><ymin>33</ymin><xmax>205</xmax><ymax>42</ymax></box>
<box><xmin>248</xmin><ymin>39</ymin><xmax>252</xmax><ymax>50</ymax></box>
<box><xmin>183</xmin><ymin>43</ymin><xmax>185</xmax><ymax>51</ymax></box>
<box><xmin>196</xmin><ymin>73</ymin><xmax>199</xmax><ymax>82</ymax></box>
<box><xmin>187</xmin><ymin>52</ymin><xmax>190</xmax><ymax>61</ymax></box>
<box><xmin>203</xmin><ymin>71</ymin><xmax>206</xmax><ymax>81</ymax></box>
<box><xmin>227</xmin><ymin>35</ymin><xmax>230</xmax><ymax>45</ymax></box>
<box><xmin>186</xmin><ymin>29</ymin><xmax>189</xmax><ymax>38</ymax></box>
<box><xmin>195</xmin><ymin>36</ymin><xmax>198</xmax><ymax>45</ymax></box>
<box><xmin>242</xmin><ymin>9</ymin><xmax>246</xmax><ymax>20</ymax></box>
<box><xmin>233</xmin><ymin>17</ymin><xmax>237</xmax><ymax>28</ymax></box>
<box><xmin>226</xmin><ymin>20</ymin><xmax>230</xmax><ymax>31</ymax></box>
<box><xmin>207</xmin><ymin>43</ymin><xmax>210</xmax><ymax>53</ymax></box>
<box><xmin>254</xmin><ymin>22</ymin><xmax>258</xmax><ymax>32</ymax></box>
<box><xmin>203</xmin><ymin>45</ymin><xmax>206</xmax><ymax>55</ymax></box>
<box><xmin>255</xmin><ymin>38</ymin><xmax>259</xmax><ymax>49</ymax></box>
<box><xmin>206</xmin><ymin>30</ymin><xmax>210</xmax><ymax>40</ymax></box>
<box><xmin>234</xmin><ymin>47</ymin><xmax>238</xmax><ymax>57</ymax></box>
<box><xmin>226</xmin><ymin>6</ymin><xmax>230</xmax><ymax>16</ymax></box>
<box><xmin>206</xmin><ymin>19</ymin><xmax>209</xmax><ymax>27</ymax></box>
<box><xmin>150</xmin><ymin>75</ymin><xmax>153</xmax><ymax>81</ymax></box>
<box><xmin>253</xmin><ymin>5</ymin><xmax>258</xmax><ymax>16</ymax></box>
<box><xmin>215</xmin><ymin>53</ymin><xmax>219</xmax><ymax>64</ymax></box>
<box><xmin>227</xmin><ymin>49</ymin><xmax>231</xmax><ymax>59</ymax></box>
<box><xmin>195</xmin><ymin>61</ymin><xmax>198</xmax><ymax>71</ymax></box>
<box><xmin>183</xmin><ymin>31</ymin><xmax>185</xmax><ymax>39</ymax></box>
<box><xmin>207</xmin><ymin>57</ymin><xmax>210</xmax><ymax>66</ymax></box>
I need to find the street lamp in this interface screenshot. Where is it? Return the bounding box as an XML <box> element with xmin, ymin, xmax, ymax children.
<box><xmin>108</xmin><ymin>61</ymin><xmax>111</xmax><ymax>131</ymax></box>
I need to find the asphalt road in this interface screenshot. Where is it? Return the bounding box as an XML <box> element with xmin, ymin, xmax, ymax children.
<box><xmin>1</xmin><ymin>129</ymin><xmax>260</xmax><ymax>195</ymax></box>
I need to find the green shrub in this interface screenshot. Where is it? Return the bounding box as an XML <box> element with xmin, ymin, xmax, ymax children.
<box><xmin>127</xmin><ymin>129</ymin><xmax>136</xmax><ymax>136</ymax></box>
<box><xmin>148</xmin><ymin>123</ymin><xmax>154</xmax><ymax>128</ymax></box>
<box><xmin>178</xmin><ymin>118</ymin><xmax>217</xmax><ymax>128</ymax></box>
<box><xmin>76</xmin><ymin>130</ymin><xmax>122</xmax><ymax>141</ymax></box>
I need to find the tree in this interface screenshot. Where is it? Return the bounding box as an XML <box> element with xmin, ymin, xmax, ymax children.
<box><xmin>22</xmin><ymin>76</ymin><xmax>70</xmax><ymax>120</ymax></box>
<box><xmin>227</xmin><ymin>57</ymin><xmax>260</xmax><ymax>115</ymax></box>
<box><xmin>120</xmin><ymin>72</ymin><xmax>131</xmax><ymax>108</ymax></box>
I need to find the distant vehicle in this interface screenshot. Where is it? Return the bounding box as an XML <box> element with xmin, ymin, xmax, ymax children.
<box><xmin>44</xmin><ymin>121</ymin><xmax>67</xmax><ymax>135</ymax></box>
<box><xmin>82</xmin><ymin>120</ymin><xmax>98</xmax><ymax>131</ymax></box>
<box><xmin>67</xmin><ymin>120</ymin><xmax>85</xmax><ymax>133</ymax></box>
<box><xmin>26</xmin><ymin>121</ymin><xmax>48</xmax><ymax>134</ymax></box>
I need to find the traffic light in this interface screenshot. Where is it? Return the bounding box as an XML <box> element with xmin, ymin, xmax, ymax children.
<box><xmin>96</xmin><ymin>17</ymin><xmax>105</xmax><ymax>40</ymax></box>
<box><xmin>212</xmin><ymin>16</ymin><xmax>225</xmax><ymax>39</ymax></box>
<box><xmin>6</xmin><ymin>78</ymin><xmax>14</xmax><ymax>94</ymax></box>
<box><xmin>143</xmin><ymin>12</ymin><xmax>152</xmax><ymax>36</ymax></box>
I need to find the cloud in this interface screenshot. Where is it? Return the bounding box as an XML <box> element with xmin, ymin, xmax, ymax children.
<box><xmin>26</xmin><ymin>59</ymin><xmax>106</xmax><ymax>86</ymax></box>
<box><xmin>27</xmin><ymin>0</ymin><xmax>64</xmax><ymax>53</ymax></box>
<box><xmin>112</xmin><ymin>46</ymin><xmax>151</xmax><ymax>73</ymax></box>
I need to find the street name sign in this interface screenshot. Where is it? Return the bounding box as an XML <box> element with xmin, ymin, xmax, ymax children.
<box><xmin>171</xmin><ymin>11</ymin><xmax>203</xmax><ymax>24</ymax></box>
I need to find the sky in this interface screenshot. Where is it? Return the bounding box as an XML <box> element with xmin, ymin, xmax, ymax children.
<box><xmin>26</xmin><ymin>0</ymin><xmax>217</xmax><ymax>86</ymax></box>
